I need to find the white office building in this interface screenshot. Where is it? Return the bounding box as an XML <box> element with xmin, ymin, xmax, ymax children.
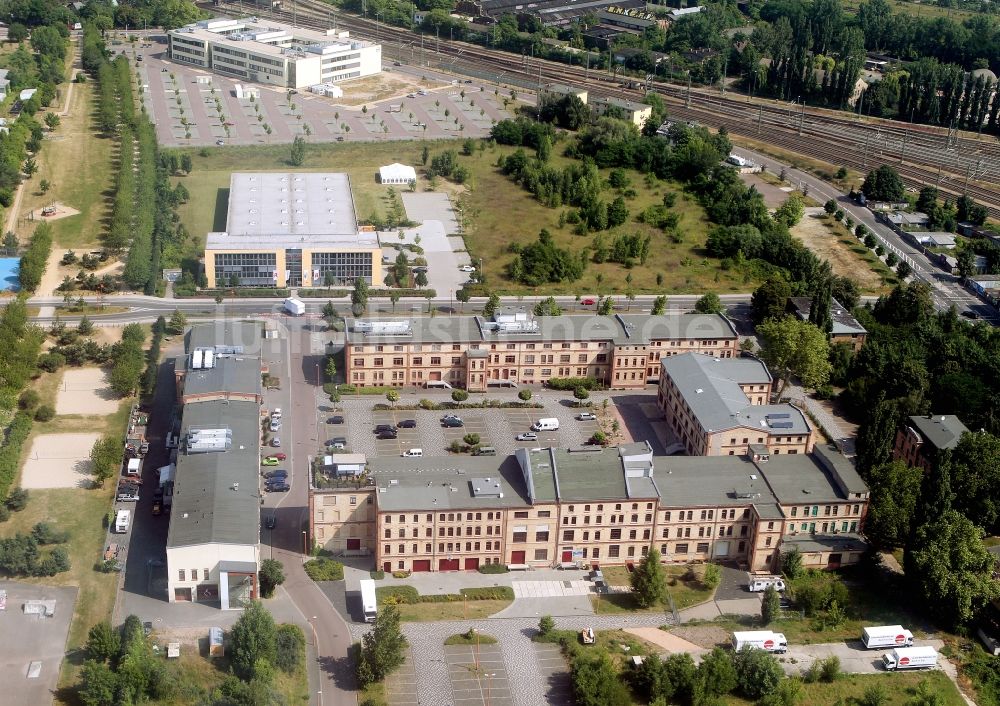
<box><xmin>168</xmin><ymin>18</ymin><xmax>381</xmax><ymax>89</ymax></box>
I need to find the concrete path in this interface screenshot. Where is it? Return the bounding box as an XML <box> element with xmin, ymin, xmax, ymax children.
<box><xmin>511</xmin><ymin>580</ymin><xmax>592</xmax><ymax>598</ymax></box>
<box><xmin>784</xmin><ymin>383</ymin><xmax>856</xmax><ymax>456</ymax></box>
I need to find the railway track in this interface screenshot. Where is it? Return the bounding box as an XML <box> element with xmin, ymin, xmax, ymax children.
<box><xmin>209</xmin><ymin>0</ymin><xmax>1000</xmax><ymax>217</ymax></box>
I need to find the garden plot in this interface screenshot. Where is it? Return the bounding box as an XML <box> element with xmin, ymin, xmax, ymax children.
<box><xmin>20</xmin><ymin>432</ymin><xmax>101</xmax><ymax>489</ymax></box>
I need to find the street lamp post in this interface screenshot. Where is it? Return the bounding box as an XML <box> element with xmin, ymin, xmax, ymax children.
<box><xmin>302</xmin><ymin>530</ymin><xmax>308</xmax><ymax>555</ymax></box>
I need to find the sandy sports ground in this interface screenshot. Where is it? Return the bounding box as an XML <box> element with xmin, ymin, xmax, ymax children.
<box><xmin>20</xmin><ymin>432</ymin><xmax>101</xmax><ymax>489</ymax></box>
<box><xmin>55</xmin><ymin>367</ymin><xmax>120</xmax><ymax>416</ymax></box>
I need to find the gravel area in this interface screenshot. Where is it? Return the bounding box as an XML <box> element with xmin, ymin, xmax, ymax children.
<box><xmin>668</xmin><ymin>625</ymin><xmax>733</xmax><ymax>649</ymax></box>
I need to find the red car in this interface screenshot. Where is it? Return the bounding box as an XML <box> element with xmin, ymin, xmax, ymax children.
<box><xmin>581</xmin><ymin>298</ymin><xmax>596</xmax><ymax>306</ymax></box>
<box><xmin>266</xmin><ymin>453</ymin><xmax>287</xmax><ymax>461</ymax></box>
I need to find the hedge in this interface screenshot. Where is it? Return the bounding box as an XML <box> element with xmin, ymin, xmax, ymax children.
<box><xmin>372</xmin><ymin>400</ymin><xmax>543</xmax><ymax>411</ymax></box>
<box><xmin>0</xmin><ymin>412</ymin><xmax>33</xmax><ymax>501</ymax></box>
<box><xmin>546</xmin><ymin>376</ymin><xmax>603</xmax><ymax>391</ymax></box>
<box><xmin>478</xmin><ymin>564</ymin><xmax>510</xmax><ymax>575</ymax></box>
<box><xmin>375</xmin><ymin>585</ymin><xmax>514</xmax><ymax>605</ymax></box>
<box><xmin>175</xmin><ymin>288</ymin><xmax>291</xmax><ymax>298</ymax></box>
<box><xmin>460</xmin><ymin>587</ymin><xmax>514</xmax><ymax>601</ymax></box>
<box><xmin>303</xmin><ymin>557</ymin><xmax>344</xmax><ymax>582</ymax></box>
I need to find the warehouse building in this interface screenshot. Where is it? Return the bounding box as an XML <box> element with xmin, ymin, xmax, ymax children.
<box><xmin>168</xmin><ymin>18</ymin><xmax>381</xmax><ymax>89</ymax></box>
<box><xmin>204</xmin><ymin>172</ymin><xmax>382</xmax><ymax>289</ymax></box>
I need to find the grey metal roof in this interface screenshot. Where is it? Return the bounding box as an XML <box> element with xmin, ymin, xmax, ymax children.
<box><xmin>166</xmin><ymin>400</ymin><xmax>262</xmax><ymax>548</ymax></box>
<box><xmin>756</xmin><ymin>453</ymin><xmax>860</xmax><ymax>504</ymax></box>
<box><xmin>370</xmin><ymin>455</ymin><xmax>532</xmax><ymax>511</ymax></box>
<box><xmin>907</xmin><ymin>415</ymin><xmax>969</xmax><ymax>451</ymax></box>
<box><xmin>655</xmin><ymin>455</ymin><xmax>771</xmax><ymax>507</ymax></box>
<box><xmin>186</xmin><ymin>321</ymin><xmax>262</xmax><ymax>356</ymax></box>
<box><xmin>207</xmin><ymin>172</ymin><xmax>377</xmax><ymax>251</ymax></box>
<box><xmin>661</xmin><ymin>353</ymin><xmax>810</xmax><ymax>435</ymax></box>
<box><xmin>812</xmin><ymin>443</ymin><xmax>867</xmax><ymax>496</ymax></box>
<box><xmin>789</xmin><ymin>297</ymin><xmax>867</xmax><ymax>337</ymax></box>
<box><xmin>347</xmin><ymin>313</ymin><xmax>737</xmax><ymax>346</ymax></box>
<box><xmin>781</xmin><ymin>533</ymin><xmax>868</xmax><ymax>554</ymax></box>
<box><xmin>551</xmin><ymin>446</ymin><xmax>633</xmax><ymax>501</ymax></box>
<box><xmin>182</xmin><ymin>356</ymin><xmax>262</xmax><ymax>398</ymax></box>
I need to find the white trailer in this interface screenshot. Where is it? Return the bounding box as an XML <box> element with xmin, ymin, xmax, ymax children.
<box><xmin>883</xmin><ymin>646</ymin><xmax>938</xmax><ymax>670</ymax></box>
<box><xmin>115</xmin><ymin>510</ymin><xmax>131</xmax><ymax>534</ymax></box>
<box><xmin>284</xmin><ymin>297</ymin><xmax>306</xmax><ymax>316</ymax></box>
<box><xmin>732</xmin><ymin>631</ymin><xmax>788</xmax><ymax>654</ymax></box>
<box><xmin>862</xmin><ymin>625</ymin><xmax>914</xmax><ymax>649</ymax></box>
<box><xmin>360</xmin><ymin>579</ymin><xmax>377</xmax><ymax>623</ymax></box>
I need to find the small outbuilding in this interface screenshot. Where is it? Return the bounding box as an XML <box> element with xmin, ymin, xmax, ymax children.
<box><xmin>379</xmin><ymin>163</ymin><xmax>416</xmax><ymax>185</ymax></box>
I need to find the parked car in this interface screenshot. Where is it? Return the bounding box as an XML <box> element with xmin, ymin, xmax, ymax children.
<box><xmin>262</xmin><ymin>457</ymin><xmax>279</xmax><ymax>466</ymax></box>
<box><xmin>581</xmin><ymin>298</ymin><xmax>596</xmax><ymax>305</ymax></box>
<box><xmin>264</xmin><ymin>469</ymin><xmax>288</xmax><ymax>480</ymax></box>
<box><xmin>516</xmin><ymin>432</ymin><xmax>538</xmax><ymax>441</ymax></box>
<box><xmin>374</xmin><ymin>424</ymin><xmax>395</xmax><ymax>433</ymax></box>
<box><xmin>266</xmin><ymin>481</ymin><xmax>290</xmax><ymax>493</ymax></box>
<box><xmin>377</xmin><ymin>431</ymin><xmax>399</xmax><ymax>440</ymax></box>
<box><xmin>269</xmin><ymin>420</ymin><xmax>282</xmax><ymax>432</ymax></box>
<box><xmin>458</xmin><ymin>265</ymin><xmax>476</xmax><ymax>272</ymax></box>
<box><xmin>577</xmin><ymin>412</ymin><xmax>598</xmax><ymax>421</ymax></box>
<box><xmin>441</xmin><ymin>414</ymin><xmax>461</xmax><ymax>422</ymax></box>
<box><xmin>328</xmin><ymin>416</ymin><xmax>344</xmax><ymax>424</ymax></box>
<box><xmin>267</xmin><ymin>453</ymin><xmax>287</xmax><ymax>461</ymax></box>
<box><xmin>215</xmin><ymin>139</ymin><xmax>224</xmax><ymax>146</ymax></box>
<box><xmin>328</xmin><ymin>437</ymin><xmax>347</xmax><ymax>449</ymax></box>
<box><xmin>442</xmin><ymin>417</ymin><xmax>464</xmax><ymax>428</ymax></box>
<box><xmin>270</xmin><ymin>437</ymin><xmax>281</xmax><ymax>447</ymax></box>
<box><xmin>397</xmin><ymin>419</ymin><xmax>417</xmax><ymax>428</ymax></box>
<box><xmin>402</xmin><ymin>448</ymin><xmax>423</xmax><ymax>457</ymax></box>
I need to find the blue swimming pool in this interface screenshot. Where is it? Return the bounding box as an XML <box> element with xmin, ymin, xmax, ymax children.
<box><xmin>0</xmin><ymin>257</ymin><xmax>19</xmax><ymax>291</ymax></box>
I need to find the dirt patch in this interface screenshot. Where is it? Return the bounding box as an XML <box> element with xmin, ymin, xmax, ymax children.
<box><xmin>34</xmin><ymin>202</ymin><xmax>81</xmax><ymax>222</ymax></box>
<box><xmin>327</xmin><ymin>70</ymin><xmax>448</xmax><ymax>108</ymax></box>
<box><xmin>738</xmin><ymin>173</ymin><xmax>793</xmax><ymax>208</ymax></box>
<box><xmin>55</xmin><ymin>367</ymin><xmax>120</xmax><ymax>416</ymax></box>
<box><xmin>20</xmin><ymin>431</ymin><xmax>101</xmax><ymax>489</ymax></box>
<box><xmin>668</xmin><ymin>625</ymin><xmax>733</xmax><ymax>649</ymax></box>
<box><xmin>791</xmin><ymin>208</ymin><xmax>882</xmax><ymax>290</ymax></box>
<box><xmin>625</xmin><ymin>628</ymin><xmax>707</xmax><ymax>654</ymax></box>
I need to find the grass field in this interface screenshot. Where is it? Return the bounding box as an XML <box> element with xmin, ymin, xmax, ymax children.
<box><xmin>593</xmin><ymin>564</ymin><xmax>716</xmax><ymax>614</ymax></box>
<box><xmin>841</xmin><ymin>0</ymin><xmax>979</xmax><ymax>21</ymax></box>
<box><xmin>170</xmin><ymin>137</ymin><xmax>754</xmax><ymax>295</ymax></box>
<box><xmin>393</xmin><ymin>598</ymin><xmax>512</xmax><ymax>622</ymax></box>
<box><xmin>444</xmin><ymin>631</ymin><xmax>499</xmax><ymax>645</ymax></box>
<box><xmin>724</xmin><ymin>672</ymin><xmax>965</xmax><ymax>705</ymax></box>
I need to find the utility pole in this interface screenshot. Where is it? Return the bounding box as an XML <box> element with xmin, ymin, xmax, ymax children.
<box><xmin>900</xmin><ymin>129</ymin><xmax>907</xmax><ymax>164</ymax></box>
<box><xmin>798</xmin><ymin>101</ymin><xmax>805</xmax><ymax>136</ymax></box>
<box><xmin>863</xmin><ymin>131</ymin><xmax>870</xmax><ymax>169</ymax></box>
<box><xmin>686</xmin><ymin>72</ymin><xmax>691</xmax><ymax>108</ymax></box>
<box><xmin>721</xmin><ymin>54</ymin><xmax>727</xmax><ymax>95</ymax></box>
<box><xmin>757</xmin><ymin>105</ymin><xmax>762</xmax><ymax>135</ymax></box>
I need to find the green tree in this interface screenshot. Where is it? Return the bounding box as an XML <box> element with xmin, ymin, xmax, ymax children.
<box><xmin>39</xmin><ymin>179</ymin><xmax>50</xmax><ymax>194</ymax></box>
<box><xmin>415</xmin><ymin>271</ymin><xmax>429</xmax><ymax>289</ymax></box>
<box><xmin>538</xmin><ymin>615</ymin><xmax>555</xmax><ymax>636</ymax></box>
<box><xmin>451</xmin><ymin>389</ymin><xmax>469</xmax><ymax>402</ymax></box>
<box><xmin>751</xmin><ymin>277</ymin><xmax>791</xmax><ymax>324</ymax></box>
<box><xmin>856</xmin><ymin>397</ymin><xmax>899</xmax><ymax>476</ymax></box>
<box><xmin>695</xmin><ymin>293</ymin><xmax>724</xmax><ymax>314</ymax></box>
<box><xmin>630</xmin><ymin>547</ymin><xmax>666</xmax><ymax>608</ymax></box>
<box><xmin>906</xmin><ymin>509</ymin><xmax>999</xmax><ymax>626</ymax></box>
<box><xmin>167</xmin><ymin>308</ymin><xmax>187</xmax><ymax>335</ymax></box>
<box><xmin>573</xmin><ymin>386</ymin><xmax>590</xmax><ymax>405</ymax></box>
<box><xmin>357</xmin><ymin>604</ymin><xmax>407</xmax><ymax>686</ymax></box>
<box><xmin>956</xmin><ymin>247</ymin><xmax>976</xmax><ymax>282</ymax></box>
<box><xmin>483</xmin><ymin>292</ymin><xmax>501</xmax><ymax>319</ymax></box>
<box><xmin>774</xmin><ymin>194</ymin><xmax>805</xmax><ymax>226</ymax></box>
<box><xmin>229</xmin><ymin>602</ymin><xmax>278</xmax><ymax>681</ymax></box>
<box><xmin>518</xmin><ymin>389</ymin><xmax>532</xmax><ymax>401</ymax></box>
<box><xmin>456</xmin><ymin>288</ymin><xmax>470</xmax><ymax>312</ymax></box>
<box><xmin>897</xmin><ymin>260</ymin><xmax>912</xmax><ymax>280</ymax></box>
<box><xmin>351</xmin><ymin>277</ymin><xmax>370</xmax><ymax>316</ymax></box>
<box><xmin>77</xmin><ymin>315</ymin><xmax>93</xmax><ymax>335</ymax></box>
<box><xmin>386</xmin><ymin>390</ymin><xmax>400</xmax><ymax>407</ymax></box>
<box><xmin>761</xmin><ymin>585</ymin><xmax>781</xmax><ymax>625</ymax></box>
<box><xmin>572</xmin><ymin>654</ymin><xmax>630</xmax><ymax>706</ymax></box>
<box><xmin>696</xmin><ymin>648</ymin><xmax>738</xmax><ymax>698</ymax></box>
<box><xmin>733</xmin><ymin>647</ymin><xmax>783</xmax><ymax>699</ymax></box>
<box><xmin>652</xmin><ymin>295</ymin><xmax>667</xmax><ymax>315</ymax></box>
<box><xmin>864</xmin><ymin>460</ymin><xmax>923</xmax><ymax>547</ymax></box>
<box><xmin>289</xmin><ymin>135</ymin><xmax>306</xmax><ymax>166</ymax></box>
<box><xmin>259</xmin><ymin>559</ymin><xmax>286</xmax><ymax>599</ymax></box>
<box><xmin>598</xmin><ymin>297</ymin><xmax>614</xmax><ymax>315</ymax></box>
<box><xmin>90</xmin><ymin>435</ymin><xmax>122</xmax><ymax>487</ymax></box>
<box><xmin>757</xmin><ymin>317</ymin><xmax>832</xmax><ymax>394</ymax></box>
<box><xmin>808</xmin><ymin>275</ymin><xmax>834</xmax><ymax>336</ymax></box>
<box><xmin>325</xmin><ymin>355</ymin><xmax>337</xmax><ymax>382</ymax></box>
<box><xmin>44</xmin><ymin>112</ymin><xmax>60</xmax><ymax>130</ymax></box>
<box><xmin>780</xmin><ymin>547</ymin><xmax>805</xmax><ymax>580</ymax></box>
<box><xmin>823</xmin><ymin>199</ymin><xmax>837</xmax><ymax>215</ymax></box>
<box><xmin>79</xmin><ymin>660</ymin><xmax>118</xmax><ymax>706</ymax></box>
<box><xmin>533</xmin><ymin>296</ymin><xmax>563</xmax><ymax>316</ymax></box>
<box><xmin>862</xmin><ymin>165</ymin><xmax>905</xmax><ymax>201</ymax></box>
<box><xmin>86</xmin><ymin>621</ymin><xmax>120</xmax><ymax>663</ymax></box>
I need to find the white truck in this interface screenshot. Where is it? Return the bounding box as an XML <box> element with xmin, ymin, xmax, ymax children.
<box><xmin>883</xmin><ymin>646</ymin><xmax>938</xmax><ymax>671</ymax></box>
<box><xmin>862</xmin><ymin>625</ymin><xmax>914</xmax><ymax>650</ymax></box>
<box><xmin>748</xmin><ymin>576</ymin><xmax>786</xmax><ymax>592</ymax></box>
<box><xmin>283</xmin><ymin>297</ymin><xmax>305</xmax><ymax>316</ymax></box>
<box><xmin>360</xmin><ymin>579</ymin><xmax>377</xmax><ymax>623</ymax></box>
<box><xmin>732</xmin><ymin>631</ymin><xmax>788</xmax><ymax>654</ymax></box>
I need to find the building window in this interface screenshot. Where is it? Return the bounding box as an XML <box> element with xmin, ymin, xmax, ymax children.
<box><xmin>538</xmin><ymin>511</ymin><xmax>551</xmax><ymax>518</ymax></box>
<box><xmin>513</xmin><ymin>511</ymin><xmax>529</xmax><ymax>518</ymax></box>
<box><xmin>696</xmin><ymin>543</ymin><xmax>710</xmax><ymax>553</ymax></box>
<box><xmin>675</xmin><ymin>543</ymin><xmax>689</xmax><ymax>554</ymax></box>
<box><xmin>534</xmin><ymin>549</ymin><xmax>547</xmax><ymax>560</ymax></box>
<box><xmin>512</xmin><ymin>532</ymin><xmax>527</xmax><ymax>543</ymax></box>
<box><xmin>610</xmin><ymin>528</ymin><xmax>622</xmax><ymax>540</ymax></box>
<box><xmin>608</xmin><ymin>545</ymin><xmax>620</xmax><ymax>558</ymax></box>
<box><xmin>535</xmin><ymin>530</ymin><xmax>549</xmax><ymax>542</ymax></box>
<box><xmin>178</xmin><ymin>569</ymin><xmax>186</xmax><ymax>581</ymax></box>
<box><xmin>562</xmin><ymin>530</ymin><xmax>574</xmax><ymax>541</ymax></box>
<box><xmin>384</xmin><ymin>545</ymin><xmax>391</xmax><ymax>554</ymax></box>
<box><xmin>350</xmin><ymin>496</ymin><xmax>357</xmax><ymax>505</ymax></box>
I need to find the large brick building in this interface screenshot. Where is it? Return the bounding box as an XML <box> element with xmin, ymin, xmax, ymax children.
<box><xmin>345</xmin><ymin>309</ymin><xmax>739</xmax><ymax>391</ymax></box>
<box><xmin>893</xmin><ymin>414</ymin><xmax>969</xmax><ymax>471</ymax></box>
<box><xmin>657</xmin><ymin>353</ymin><xmax>816</xmax><ymax>456</ymax></box>
<box><xmin>309</xmin><ymin>443</ymin><xmax>868</xmax><ymax>575</ymax></box>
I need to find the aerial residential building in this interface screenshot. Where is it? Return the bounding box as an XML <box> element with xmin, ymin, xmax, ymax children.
<box><xmin>591</xmin><ymin>96</ymin><xmax>653</xmax><ymax>127</ymax></box>
<box><xmin>204</xmin><ymin>172</ymin><xmax>383</xmax><ymax>289</ymax></box>
<box><xmin>168</xmin><ymin>18</ymin><xmax>381</xmax><ymax>89</ymax></box>
<box><xmin>657</xmin><ymin>353</ymin><xmax>816</xmax><ymax>456</ymax></box>
<box><xmin>166</xmin><ymin>321</ymin><xmax>265</xmax><ymax>608</ymax></box>
<box><xmin>539</xmin><ymin>83</ymin><xmax>589</xmax><ymax>104</ymax></box>
<box><xmin>788</xmin><ymin>297</ymin><xmax>868</xmax><ymax>352</ymax></box>
<box><xmin>308</xmin><ymin>442</ymin><xmax>868</xmax><ymax>574</ymax></box>
<box><xmin>345</xmin><ymin>309</ymin><xmax>739</xmax><ymax>391</ymax></box>
<box><xmin>893</xmin><ymin>414</ymin><xmax>970</xmax><ymax>471</ymax></box>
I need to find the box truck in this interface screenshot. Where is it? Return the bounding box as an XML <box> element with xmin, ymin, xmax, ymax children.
<box><xmin>862</xmin><ymin>625</ymin><xmax>914</xmax><ymax>649</ymax></box>
<box><xmin>283</xmin><ymin>298</ymin><xmax>305</xmax><ymax>316</ymax></box>
<box><xmin>360</xmin><ymin>579</ymin><xmax>377</xmax><ymax>623</ymax></box>
<box><xmin>883</xmin><ymin>646</ymin><xmax>938</xmax><ymax>670</ymax></box>
<box><xmin>732</xmin><ymin>631</ymin><xmax>788</xmax><ymax>654</ymax></box>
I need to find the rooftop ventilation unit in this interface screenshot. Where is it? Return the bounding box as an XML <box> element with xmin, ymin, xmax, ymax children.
<box><xmin>187</xmin><ymin>427</ymin><xmax>233</xmax><ymax>454</ymax></box>
<box><xmin>355</xmin><ymin>320</ymin><xmax>413</xmax><ymax>336</ymax></box>
<box><xmin>203</xmin><ymin>349</ymin><xmax>215</xmax><ymax>369</ymax></box>
<box><xmin>470</xmin><ymin>477</ymin><xmax>503</xmax><ymax>498</ymax></box>
<box><xmin>191</xmin><ymin>349</ymin><xmax>204</xmax><ymax>370</ymax></box>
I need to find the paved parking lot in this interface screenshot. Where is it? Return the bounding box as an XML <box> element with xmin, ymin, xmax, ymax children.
<box><xmin>384</xmin><ymin>648</ymin><xmax>419</xmax><ymax>705</ymax></box>
<box><xmin>334</xmin><ymin>394</ymin><xmax>606</xmax><ymax>458</ymax></box>
<box><xmin>534</xmin><ymin>643</ymin><xmax>572</xmax><ymax>705</ymax></box>
<box><xmin>123</xmin><ymin>38</ymin><xmax>515</xmax><ymax>147</ymax></box>
<box><xmin>512</xmin><ymin>580</ymin><xmax>592</xmax><ymax>598</ymax></box>
<box><xmin>444</xmin><ymin>643</ymin><xmax>513</xmax><ymax>706</ymax></box>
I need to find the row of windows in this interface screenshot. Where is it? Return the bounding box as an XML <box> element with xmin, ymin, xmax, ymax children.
<box><xmin>386</xmin><ymin>525</ymin><xmax>502</xmax><ymax>538</ymax></box>
<box><xmin>561</xmin><ymin>513</ymin><xmax>651</xmax><ymax>525</ymax></box>
<box><xmin>385</xmin><ymin>511</ymin><xmax>512</xmax><ymax>522</ymax></box>
<box><xmin>789</xmin><ymin>521</ymin><xmax>859</xmax><ymax>533</ymax></box>
<box><xmin>384</xmin><ymin>541</ymin><xmax>501</xmax><ymax>554</ymax></box>
<box><xmin>561</xmin><ymin>528</ymin><xmax>651</xmax><ymax>541</ymax></box>
<box><xmin>663</xmin><ymin>525</ymin><xmax>747</xmax><ymax>539</ymax></box>
<box><xmin>789</xmin><ymin>504</ymin><xmax>863</xmax><ymax>517</ymax></box>
<box><xmin>321</xmin><ymin>52</ymin><xmax>361</xmax><ymax>64</ymax></box>
<box><xmin>663</xmin><ymin>508</ymin><xmax>750</xmax><ymax>522</ymax></box>
<box><xmin>177</xmin><ymin>568</ymin><xmax>211</xmax><ymax>582</ymax></box>
<box><xmin>213</xmin><ymin>46</ymin><xmax>248</xmax><ymax>59</ymax></box>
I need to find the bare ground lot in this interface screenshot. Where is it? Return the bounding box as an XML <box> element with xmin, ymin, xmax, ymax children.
<box><xmin>738</xmin><ymin>172</ymin><xmax>793</xmax><ymax>208</ymax></box>
<box><xmin>20</xmin><ymin>432</ymin><xmax>101</xmax><ymax>489</ymax></box>
<box><xmin>330</xmin><ymin>71</ymin><xmax>446</xmax><ymax>107</ymax></box>
<box><xmin>792</xmin><ymin>207</ymin><xmax>883</xmax><ymax>290</ymax></box>
<box><xmin>55</xmin><ymin>367</ymin><xmax>120</xmax><ymax>416</ymax></box>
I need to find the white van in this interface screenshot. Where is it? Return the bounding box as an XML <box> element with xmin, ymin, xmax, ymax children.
<box><xmin>425</xmin><ymin>380</ymin><xmax>453</xmax><ymax>389</ymax></box>
<box><xmin>748</xmin><ymin>577</ymin><xmax>786</xmax><ymax>592</ymax></box>
<box><xmin>402</xmin><ymin>449</ymin><xmax>423</xmax><ymax>457</ymax></box>
<box><xmin>531</xmin><ymin>418</ymin><xmax>560</xmax><ymax>432</ymax></box>
<box><xmin>115</xmin><ymin>510</ymin><xmax>131</xmax><ymax>534</ymax></box>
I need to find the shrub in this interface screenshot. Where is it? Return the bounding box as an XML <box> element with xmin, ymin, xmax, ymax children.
<box><xmin>460</xmin><ymin>586</ymin><xmax>514</xmax><ymax>600</ymax></box>
<box><xmin>702</xmin><ymin>563</ymin><xmax>721</xmax><ymax>589</ymax></box>
<box><xmin>819</xmin><ymin>655</ymin><xmax>841</xmax><ymax>682</ymax></box>
<box><xmin>302</xmin><ymin>558</ymin><xmax>344</xmax><ymax>581</ymax></box>
<box><xmin>538</xmin><ymin>615</ymin><xmax>555</xmax><ymax>636</ymax></box>
<box><xmin>259</xmin><ymin>558</ymin><xmax>286</xmax><ymax>598</ymax></box>
<box><xmin>376</xmin><ymin>586</ymin><xmax>420</xmax><ymax>605</ymax></box>
<box><xmin>18</xmin><ymin>390</ymin><xmax>39</xmax><ymax>410</ymax></box>
<box><xmin>463</xmin><ymin>433</ymin><xmax>480</xmax><ymax>446</ymax></box>
<box><xmin>6</xmin><ymin>487</ymin><xmax>29</xmax><ymax>511</ymax></box>
<box><xmin>33</xmin><ymin>404</ymin><xmax>55</xmax><ymax>422</ymax></box>
<box><xmin>370</xmin><ymin>570</ymin><xmax>385</xmax><ymax>580</ymax></box>
<box><xmin>478</xmin><ymin>563</ymin><xmax>509</xmax><ymax>574</ymax></box>
<box><xmin>547</xmin><ymin>376</ymin><xmax>601</xmax><ymax>391</ymax></box>
<box><xmin>274</xmin><ymin>624</ymin><xmax>305</xmax><ymax>673</ymax></box>
<box><xmin>32</xmin><ymin>522</ymin><xmax>69</xmax><ymax>544</ymax></box>
<box><xmin>451</xmin><ymin>389</ymin><xmax>469</xmax><ymax>402</ymax></box>
<box><xmin>0</xmin><ymin>506</ymin><xmax>8</xmax><ymax>522</ymax></box>
<box><xmin>392</xmin><ymin>570</ymin><xmax>411</xmax><ymax>579</ymax></box>
<box><xmin>518</xmin><ymin>389</ymin><xmax>532</xmax><ymax>401</ymax></box>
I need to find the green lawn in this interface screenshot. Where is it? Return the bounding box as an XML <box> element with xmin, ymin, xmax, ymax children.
<box><xmin>393</xmin><ymin>599</ymin><xmax>512</xmax><ymax>622</ymax></box>
<box><xmin>170</xmin><ymin>137</ymin><xmax>750</xmax><ymax>295</ymax></box>
<box><xmin>724</xmin><ymin>672</ymin><xmax>965</xmax><ymax>705</ymax></box>
<box><xmin>444</xmin><ymin>631</ymin><xmax>499</xmax><ymax>645</ymax></box>
<box><xmin>593</xmin><ymin>564</ymin><xmax>716</xmax><ymax>614</ymax></box>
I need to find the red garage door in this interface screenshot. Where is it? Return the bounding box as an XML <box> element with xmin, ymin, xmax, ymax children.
<box><xmin>464</xmin><ymin>558</ymin><xmax>480</xmax><ymax>571</ymax></box>
<box><xmin>347</xmin><ymin>539</ymin><xmax>360</xmax><ymax>551</ymax></box>
<box><xmin>510</xmin><ymin>550</ymin><xmax>526</xmax><ymax>564</ymax></box>
<box><xmin>561</xmin><ymin>550</ymin><xmax>573</xmax><ymax>563</ymax></box>
<box><xmin>439</xmin><ymin>559</ymin><xmax>460</xmax><ymax>571</ymax></box>
<box><xmin>413</xmin><ymin>560</ymin><xmax>431</xmax><ymax>572</ymax></box>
